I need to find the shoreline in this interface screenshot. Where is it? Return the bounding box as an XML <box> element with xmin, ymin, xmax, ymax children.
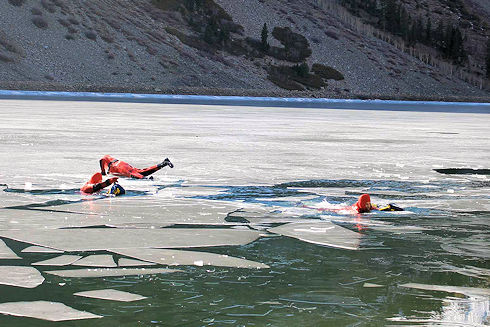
<box><xmin>0</xmin><ymin>82</ymin><xmax>489</xmax><ymax>104</ymax></box>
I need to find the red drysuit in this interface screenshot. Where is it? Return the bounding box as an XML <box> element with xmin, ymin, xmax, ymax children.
<box><xmin>352</xmin><ymin>194</ymin><xmax>377</xmax><ymax>213</ymax></box>
<box><xmin>99</xmin><ymin>155</ymin><xmax>172</xmax><ymax>179</ymax></box>
<box><xmin>81</xmin><ymin>172</ymin><xmax>118</xmax><ymax>194</ymax></box>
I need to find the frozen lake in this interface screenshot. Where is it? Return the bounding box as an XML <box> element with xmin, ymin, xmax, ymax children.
<box><xmin>0</xmin><ymin>99</ymin><xmax>489</xmax><ymax>326</ymax></box>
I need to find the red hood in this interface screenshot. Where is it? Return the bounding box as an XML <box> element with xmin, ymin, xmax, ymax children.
<box><xmin>355</xmin><ymin>194</ymin><xmax>372</xmax><ymax>213</ymax></box>
<box><xmin>88</xmin><ymin>172</ymin><xmax>103</xmax><ymax>184</ymax></box>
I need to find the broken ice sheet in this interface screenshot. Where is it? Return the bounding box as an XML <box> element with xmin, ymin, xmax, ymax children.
<box><xmin>0</xmin><ymin>301</ymin><xmax>101</xmax><ymax>321</ymax></box>
<box><xmin>0</xmin><ymin>239</ymin><xmax>20</xmax><ymax>259</ymax></box>
<box><xmin>49</xmin><ymin>197</ymin><xmax>242</xmax><ymax>225</ymax></box>
<box><xmin>45</xmin><ymin>268</ymin><xmax>180</xmax><ymax>278</ymax></box>
<box><xmin>118</xmin><ymin>258</ymin><xmax>156</xmax><ymax>267</ymax></box>
<box><xmin>32</xmin><ymin>255</ymin><xmax>82</xmax><ymax>266</ymax></box>
<box><xmin>73</xmin><ymin>289</ymin><xmax>147</xmax><ymax>302</ymax></box>
<box><xmin>226</xmin><ymin>203</ymin><xmax>319</xmax><ymax>225</ymax></box>
<box><xmin>0</xmin><ymin>198</ymin><xmax>243</xmax><ymax>230</ymax></box>
<box><xmin>268</xmin><ymin>221</ymin><xmax>362</xmax><ymax>250</ymax></box>
<box><xmin>0</xmin><ymin>266</ymin><xmax>44</xmax><ymax>288</ymax></box>
<box><xmin>72</xmin><ymin>255</ymin><xmax>117</xmax><ymax>268</ymax></box>
<box><xmin>399</xmin><ymin>283</ymin><xmax>490</xmax><ymax>297</ymax></box>
<box><xmin>0</xmin><ymin>228</ymin><xmax>261</xmax><ymax>251</ymax></box>
<box><xmin>109</xmin><ymin>248</ymin><xmax>269</xmax><ymax>269</ymax></box>
<box><xmin>21</xmin><ymin>245</ymin><xmax>63</xmax><ymax>254</ymax></box>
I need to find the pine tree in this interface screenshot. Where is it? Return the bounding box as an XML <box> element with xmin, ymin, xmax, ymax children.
<box><xmin>435</xmin><ymin>20</ymin><xmax>444</xmax><ymax>50</ymax></box>
<box><xmin>450</xmin><ymin>26</ymin><xmax>466</xmax><ymax>64</ymax></box>
<box><xmin>415</xmin><ymin>17</ymin><xmax>424</xmax><ymax>43</ymax></box>
<box><xmin>400</xmin><ymin>7</ymin><xmax>409</xmax><ymax>41</ymax></box>
<box><xmin>486</xmin><ymin>38</ymin><xmax>490</xmax><ymax>79</ymax></box>
<box><xmin>261</xmin><ymin>23</ymin><xmax>270</xmax><ymax>52</ymax></box>
<box><xmin>425</xmin><ymin>18</ymin><xmax>432</xmax><ymax>44</ymax></box>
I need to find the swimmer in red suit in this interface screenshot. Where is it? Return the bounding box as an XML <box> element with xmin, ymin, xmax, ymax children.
<box><xmin>81</xmin><ymin>172</ymin><xmax>118</xmax><ymax>194</ymax></box>
<box><xmin>305</xmin><ymin>194</ymin><xmax>402</xmax><ymax>214</ymax></box>
<box><xmin>352</xmin><ymin>193</ymin><xmax>377</xmax><ymax>213</ymax></box>
<box><xmin>99</xmin><ymin>155</ymin><xmax>173</xmax><ymax>179</ymax></box>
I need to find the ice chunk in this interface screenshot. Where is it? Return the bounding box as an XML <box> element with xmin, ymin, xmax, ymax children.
<box><xmin>118</xmin><ymin>258</ymin><xmax>156</xmax><ymax>267</ymax></box>
<box><xmin>0</xmin><ymin>239</ymin><xmax>20</xmax><ymax>259</ymax></box>
<box><xmin>0</xmin><ymin>301</ymin><xmax>101</xmax><ymax>321</ymax></box>
<box><xmin>0</xmin><ymin>266</ymin><xmax>44</xmax><ymax>288</ymax></box>
<box><xmin>45</xmin><ymin>268</ymin><xmax>180</xmax><ymax>278</ymax></box>
<box><xmin>21</xmin><ymin>246</ymin><xmax>64</xmax><ymax>254</ymax></box>
<box><xmin>32</xmin><ymin>255</ymin><xmax>82</xmax><ymax>266</ymax></box>
<box><xmin>268</xmin><ymin>222</ymin><xmax>361</xmax><ymax>250</ymax></box>
<box><xmin>399</xmin><ymin>283</ymin><xmax>490</xmax><ymax>297</ymax></box>
<box><xmin>73</xmin><ymin>289</ymin><xmax>147</xmax><ymax>302</ymax></box>
<box><xmin>72</xmin><ymin>255</ymin><xmax>117</xmax><ymax>268</ymax></box>
<box><xmin>0</xmin><ymin>228</ymin><xmax>261</xmax><ymax>251</ymax></box>
<box><xmin>109</xmin><ymin>248</ymin><xmax>269</xmax><ymax>269</ymax></box>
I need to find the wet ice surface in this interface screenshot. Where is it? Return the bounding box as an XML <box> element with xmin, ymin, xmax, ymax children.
<box><xmin>0</xmin><ymin>100</ymin><xmax>489</xmax><ymax>325</ymax></box>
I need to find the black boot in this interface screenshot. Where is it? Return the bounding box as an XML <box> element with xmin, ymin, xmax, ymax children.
<box><xmin>158</xmin><ymin>158</ymin><xmax>174</xmax><ymax>168</ymax></box>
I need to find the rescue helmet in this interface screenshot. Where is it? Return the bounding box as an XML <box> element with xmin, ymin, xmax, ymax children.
<box><xmin>108</xmin><ymin>183</ymin><xmax>125</xmax><ymax>196</ymax></box>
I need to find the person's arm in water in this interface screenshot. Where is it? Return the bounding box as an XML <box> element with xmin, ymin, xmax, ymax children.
<box><xmin>92</xmin><ymin>177</ymin><xmax>119</xmax><ymax>192</ymax></box>
<box><xmin>81</xmin><ymin>176</ymin><xmax>118</xmax><ymax>194</ymax></box>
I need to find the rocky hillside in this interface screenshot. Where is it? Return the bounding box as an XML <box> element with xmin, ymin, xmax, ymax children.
<box><xmin>0</xmin><ymin>0</ymin><xmax>488</xmax><ymax>100</ymax></box>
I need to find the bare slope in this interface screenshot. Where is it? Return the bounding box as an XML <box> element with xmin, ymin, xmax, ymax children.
<box><xmin>0</xmin><ymin>0</ymin><xmax>488</xmax><ymax>99</ymax></box>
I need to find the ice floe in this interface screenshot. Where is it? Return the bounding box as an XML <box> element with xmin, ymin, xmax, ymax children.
<box><xmin>32</xmin><ymin>255</ymin><xmax>82</xmax><ymax>266</ymax></box>
<box><xmin>21</xmin><ymin>245</ymin><xmax>64</xmax><ymax>253</ymax></box>
<box><xmin>109</xmin><ymin>248</ymin><xmax>269</xmax><ymax>269</ymax></box>
<box><xmin>0</xmin><ymin>266</ymin><xmax>44</xmax><ymax>288</ymax></box>
<box><xmin>0</xmin><ymin>239</ymin><xmax>20</xmax><ymax>259</ymax></box>
<box><xmin>45</xmin><ymin>268</ymin><xmax>181</xmax><ymax>278</ymax></box>
<box><xmin>268</xmin><ymin>221</ymin><xmax>362</xmax><ymax>250</ymax></box>
<box><xmin>0</xmin><ymin>228</ymin><xmax>261</xmax><ymax>251</ymax></box>
<box><xmin>118</xmin><ymin>258</ymin><xmax>156</xmax><ymax>267</ymax></box>
<box><xmin>0</xmin><ymin>301</ymin><xmax>101</xmax><ymax>321</ymax></box>
<box><xmin>73</xmin><ymin>289</ymin><xmax>147</xmax><ymax>302</ymax></box>
<box><xmin>72</xmin><ymin>255</ymin><xmax>117</xmax><ymax>268</ymax></box>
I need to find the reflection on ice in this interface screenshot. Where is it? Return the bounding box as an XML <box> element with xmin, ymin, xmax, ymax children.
<box><xmin>399</xmin><ymin>283</ymin><xmax>490</xmax><ymax>297</ymax></box>
<box><xmin>392</xmin><ymin>283</ymin><xmax>490</xmax><ymax>326</ymax></box>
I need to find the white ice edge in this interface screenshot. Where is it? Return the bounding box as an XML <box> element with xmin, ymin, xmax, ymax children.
<box><xmin>0</xmin><ymin>90</ymin><xmax>488</xmax><ymax>112</ymax></box>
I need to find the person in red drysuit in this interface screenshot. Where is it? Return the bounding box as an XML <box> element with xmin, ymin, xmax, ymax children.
<box><xmin>99</xmin><ymin>155</ymin><xmax>173</xmax><ymax>179</ymax></box>
<box><xmin>352</xmin><ymin>193</ymin><xmax>377</xmax><ymax>213</ymax></box>
<box><xmin>80</xmin><ymin>172</ymin><xmax>119</xmax><ymax>194</ymax></box>
<box><xmin>304</xmin><ymin>194</ymin><xmax>378</xmax><ymax>214</ymax></box>
<box><xmin>308</xmin><ymin>193</ymin><xmax>402</xmax><ymax>214</ymax></box>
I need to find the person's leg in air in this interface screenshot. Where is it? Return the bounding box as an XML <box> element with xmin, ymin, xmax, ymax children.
<box><xmin>136</xmin><ymin>158</ymin><xmax>174</xmax><ymax>177</ymax></box>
